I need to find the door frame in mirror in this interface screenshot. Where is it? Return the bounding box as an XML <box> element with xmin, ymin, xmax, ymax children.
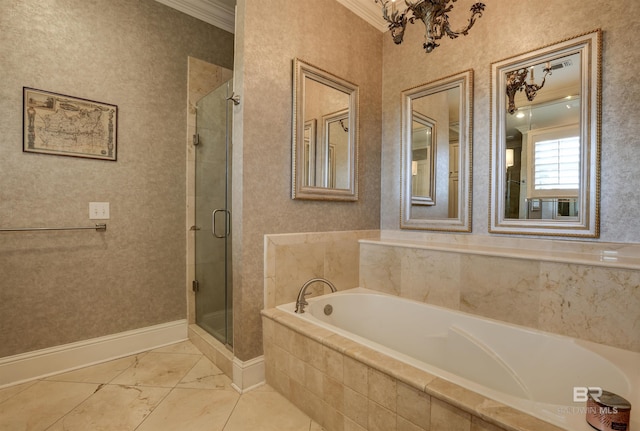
<box><xmin>400</xmin><ymin>69</ymin><xmax>473</xmax><ymax>232</ymax></box>
<box><xmin>489</xmin><ymin>29</ymin><xmax>602</xmax><ymax>237</ymax></box>
<box><xmin>410</xmin><ymin>111</ymin><xmax>437</xmax><ymax>206</ymax></box>
<box><xmin>292</xmin><ymin>58</ymin><xmax>359</xmax><ymax>201</ymax></box>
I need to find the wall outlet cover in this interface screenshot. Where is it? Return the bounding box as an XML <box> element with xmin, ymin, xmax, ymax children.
<box><xmin>89</xmin><ymin>202</ymin><xmax>110</xmax><ymax>219</ymax></box>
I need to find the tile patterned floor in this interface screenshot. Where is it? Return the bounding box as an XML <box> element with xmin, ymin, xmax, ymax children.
<box><xmin>0</xmin><ymin>341</ymin><xmax>322</xmax><ymax>431</ymax></box>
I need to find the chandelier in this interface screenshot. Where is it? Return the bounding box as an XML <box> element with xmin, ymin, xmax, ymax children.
<box><xmin>374</xmin><ymin>0</ymin><xmax>486</xmax><ymax>53</ymax></box>
<box><xmin>505</xmin><ymin>63</ymin><xmax>551</xmax><ymax>115</ymax></box>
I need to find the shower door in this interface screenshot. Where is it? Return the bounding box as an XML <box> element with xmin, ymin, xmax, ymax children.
<box><xmin>194</xmin><ymin>79</ymin><xmax>233</xmax><ymax>347</ymax></box>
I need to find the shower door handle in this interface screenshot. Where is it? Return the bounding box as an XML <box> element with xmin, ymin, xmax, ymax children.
<box><xmin>212</xmin><ymin>209</ymin><xmax>231</xmax><ymax>238</ymax></box>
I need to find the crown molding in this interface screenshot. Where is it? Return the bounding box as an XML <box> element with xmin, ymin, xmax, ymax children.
<box><xmin>335</xmin><ymin>0</ymin><xmax>388</xmax><ymax>32</ymax></box>
<box><xmin>155</xmin><ymin>0</ymin><xmax>235</xmax><ymax>33</ymax></box>
<box><xmin>157</xmin><ymin>0</ymin><xmax>386</xmax><ymax>35</ymax></box>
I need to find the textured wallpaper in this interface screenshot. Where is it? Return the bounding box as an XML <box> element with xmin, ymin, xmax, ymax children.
<box><xmin>0</xmin><ymin>0</ymin><xmax>233</xmax><ymax>357</ymax></box>
<box><xmin>233</xmin><ymin>0</ymin><xmax>383</xmax><ymax>360</ymax></box>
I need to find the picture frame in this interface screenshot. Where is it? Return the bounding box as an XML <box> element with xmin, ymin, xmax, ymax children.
<box><xmin>23</xmin><ymin>87</ymin><xmax>118</xmax><ymax>161</ymax></box>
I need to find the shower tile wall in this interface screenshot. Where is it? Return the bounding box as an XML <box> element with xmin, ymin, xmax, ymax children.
<box><xmin>359</xmin><ymin>239</ymin><xmax>640</xmax><ymax>353</ymax></box>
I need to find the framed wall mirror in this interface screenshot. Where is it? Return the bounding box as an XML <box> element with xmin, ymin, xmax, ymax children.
<box><xmin>400</xmin><ymin>70</ymin><xmax>473</xmax><ymax>232</ymax></box>
<box><xmin>489</xmin><ymin>30</ymin><xmax>601</xmax><ymax>237</ymax></box>
<box><xmin>292</xmin><ymin>58</ymin><xmax>358</xmax><ymax>201</ymax></box>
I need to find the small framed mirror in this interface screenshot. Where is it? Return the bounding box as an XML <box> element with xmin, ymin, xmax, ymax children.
<box><xmin>489</xmin><ymin>30</ymin><xmax>601</xmax><ymax>237</ymax></box>
<box><xmin>400</xmin><ymin>70</ymin><xmax>473</xmax><ymax>232</ymax></box>
<box><xmin>292</xmin><ymin>58</ymin><xmax>358</xmax><ymax>201</ymax></box>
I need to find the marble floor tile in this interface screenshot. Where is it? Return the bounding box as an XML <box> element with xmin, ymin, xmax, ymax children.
<box><xmin>177</xmin><ymin>356</ymin><xmax>234</xmax><ymax>390</ymax></box>
<box><xmin>224</xmin><ymin>389</ymin><xmax>314</xmax><ymax>431</ymax></box>
<box><xmin>45</xmin><ymin>354</ymin><xmax>141</xmax><ymax>384</ymax></box>
<box><xmin>0</xmin><ymin>380</ymin><xmax>98</xmax><ymax>431</ymax></box>
<box><xmin>0</xmin><ymin>341</ymin><xmax>317</xmax><ymax>431</ymax></box>
<box><xmin>110</xmin><ymin>351</ymin><xmax>201</xmax><ymax>387</ymax></box>
<box><xmin>0</xmin><ymin>381</ymin><xmax>36</xmax><ymax>404</ymax></box>
<box><xmin>46</xmin><ymin>384</ymin><xmax>170</xmax><ymax>431</ymax></box>
<box><xmin>136</xmin><ymin>388</ymin><xmax>239</xmax><ymax>431</ymax></box>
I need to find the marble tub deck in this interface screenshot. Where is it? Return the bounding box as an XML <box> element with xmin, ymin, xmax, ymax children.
<box><xmin>0</xmin><ymin>341</ymin><xmax>322</xmax><ymax>431</ymax></box>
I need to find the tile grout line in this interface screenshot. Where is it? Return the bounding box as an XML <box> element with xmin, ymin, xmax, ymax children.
<box><xmin>132</xmin><ymin>348</ymin><xmax>206</xmax><ymax>431</ymax></box>
<box><xmin>42</xmin><ymin>381</ymin><xmax>103</xmax><ymax>431</ymax></box>
<box><xmin>0</xmin><ymin>380</ymin><xmax>37</xmax><ymax>406</ymax></box>
<box><xmin>221</xmin><ymin>393</ymin><xmax>243</xmax><ymax>431</ymax></box>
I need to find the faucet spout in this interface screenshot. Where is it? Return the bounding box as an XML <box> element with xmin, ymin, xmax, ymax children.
<box><xmin>294</xmin><ymin>278</ymin><xmax>337</xmax><ymax>314</ymax></box>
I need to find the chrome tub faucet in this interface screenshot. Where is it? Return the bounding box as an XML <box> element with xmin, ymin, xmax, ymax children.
<box><xmin>294</xmin><ymin>278</ymin><xmax>337</xmax><ymax>313</ymax></box>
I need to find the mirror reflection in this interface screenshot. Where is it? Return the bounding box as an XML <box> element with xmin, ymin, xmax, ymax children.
<box><xmin>411</xmin><ymin>113</ymin><xmax>436</xmax><ymax>205</ymax></box>
<box><xmin>292</xmin><ymin>58</ymin><xmax>358</xmax><ymax>201</ymax></box>
<box><xmin>504</xmin><ymin>53</ymin><xmax>581</xmax><ymax>221</ymax></box>
<box><xmin>490</xmin><ymin>30</ymin><xmax>601</xmax><ymax>237</ymax></box>
<box><xmin>323</xmin><ymin>109</ymin><xmax>350</xmax><ymax>189</ymax></box>
<box><xmin>303</xmin><ymin>79</ymin><xmax>350</xmax><ymax>188</ymax></box>
<box><xmin>401</xmin><ymin>70</ymin><xmax>472</xmax><ymax>232</ymax></box>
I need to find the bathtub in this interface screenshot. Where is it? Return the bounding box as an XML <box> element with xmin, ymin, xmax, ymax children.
<box><xmin>275</xmin><ymin>288</ymin><xmax>639</xmax><ymax>431</ymax></box>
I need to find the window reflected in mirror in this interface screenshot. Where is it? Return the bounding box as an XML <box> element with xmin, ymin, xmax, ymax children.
<box><xmin>490</xmin><ymin>30</ymin><xmax>601</xmax><ymax>237</ymax></box>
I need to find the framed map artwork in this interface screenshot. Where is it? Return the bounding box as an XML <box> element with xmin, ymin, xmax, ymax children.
<box><xmin>23</xmin><ymin>87</ymin><xmax>117</xmax><ymax>161</ymax></box>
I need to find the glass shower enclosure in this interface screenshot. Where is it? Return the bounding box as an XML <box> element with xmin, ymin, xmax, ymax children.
<box><xmin>194</xmin><ymin>79</ymin><xmax>233</xmax><ymax>347</ymax></box>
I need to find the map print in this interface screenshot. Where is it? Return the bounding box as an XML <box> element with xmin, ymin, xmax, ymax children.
<box><xmin>24</xmin><ymin>88</ymin><xmax>117</xmax><ymax>160</ymax></box>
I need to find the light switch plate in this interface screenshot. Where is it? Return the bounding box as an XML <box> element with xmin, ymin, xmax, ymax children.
<box><xmin>89</xmin><ymin>202</ymin><xmax>110</xmax><ymax>219</ymax></box>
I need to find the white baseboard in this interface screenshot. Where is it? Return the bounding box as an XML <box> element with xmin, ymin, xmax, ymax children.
<box><xmin>231</xmin><ymin>355</ymin><xmax>265</xmax><ymax>393</ymax></box>
<box><xmin>0</xmin><ymin>320</ymin><xmax>188</xmax><ymax>388</ymax></box>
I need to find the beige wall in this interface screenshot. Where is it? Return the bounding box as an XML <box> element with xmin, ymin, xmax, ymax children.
<box><xmin>0</xmin><ymin>0</ymin><xmax>233</xmax><ymax>357</ymax></box>
<box><xmin>380</xmin><ymin>0</ymin><xmax>640</xmax><ymax>242</ymax></box>
<box><xmin>233</xmin><ymin>0</ymin><xmax>383</xmax><ymax>360</ymax></box>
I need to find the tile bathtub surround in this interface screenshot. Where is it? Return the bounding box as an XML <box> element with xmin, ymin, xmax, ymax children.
<box><xmin>264</xmin><ymin>230</ymin><xmax>380</xmax><ymax>310</ymax></box>
<box><xmin>359</xmin><ymin>235</ymin><xmax>640</xmax><ymax>353</ymax></box>
<box><xmin>262</xmin><ymin>309</ymin><xmax>565</xmax><ymax>431</ymax></box>
<box><xmin>0</xmin><ymin>340</ymin><xmax>321</xmax><ymax>431</ymax></box>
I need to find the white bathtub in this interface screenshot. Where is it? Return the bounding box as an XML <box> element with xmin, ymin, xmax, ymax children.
<box><xmin>277</xmin><ymin>288</ymin><xmax>638</xmax><ymax>431</ymax></box>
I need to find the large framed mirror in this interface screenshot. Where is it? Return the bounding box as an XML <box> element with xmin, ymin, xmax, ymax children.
<box><xmin>400</xmin><ymin>70</ymin><xmax>473</xmax><ymax>231</ymax></box>
<box><xmin>489</xmin><ymin>30</ymin><xmax>601</xmax><ymax>237</ymax></box>
<box><xmin>292</xmin><ymin>58</ymin><xmax>358</xmax><ymax>201</ymax></box>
